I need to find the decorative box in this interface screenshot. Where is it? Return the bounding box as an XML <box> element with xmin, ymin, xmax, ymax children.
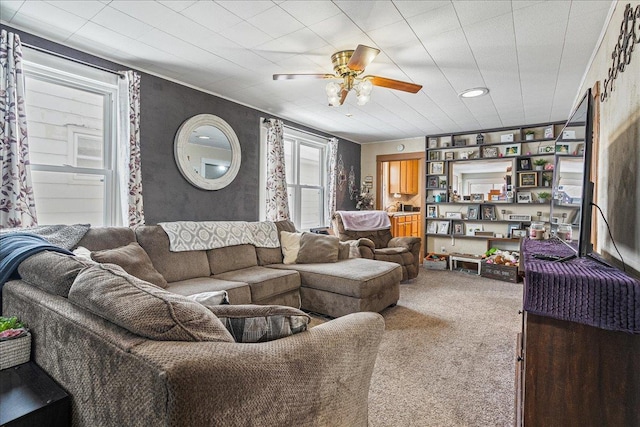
<box><xmin>0</xmin><ymin>332</ymin><xmax>31</xmax><ymax>370</ymax></box>
<box><xmin>481</xmin><ymin>262</ymin><xmax>520</xmax><ymax>283</ymax></box>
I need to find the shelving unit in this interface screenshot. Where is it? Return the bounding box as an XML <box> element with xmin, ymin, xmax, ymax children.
<box><xmin>424</xmin><ymin>120</ymin><xmax>587</xmax><ymax>256</ymax></box>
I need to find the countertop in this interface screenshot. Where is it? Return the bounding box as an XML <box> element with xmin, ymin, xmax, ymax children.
<box><xmin>387</xmin><ymin>211</ymin><xmax>420</xmax><ymax>216</ymax></box>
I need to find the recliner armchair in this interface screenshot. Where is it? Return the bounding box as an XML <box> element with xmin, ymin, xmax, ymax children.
<box><xmin>331</xmin><ymin>212</ymin><xmax>421</xmax><ymax>281</ymax></box>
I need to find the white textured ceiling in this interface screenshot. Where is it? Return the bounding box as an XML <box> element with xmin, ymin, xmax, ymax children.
<box><xmin>0</xmin><ymin>0</ymin><xmax>613</xmax><ymax>143</ymax></box>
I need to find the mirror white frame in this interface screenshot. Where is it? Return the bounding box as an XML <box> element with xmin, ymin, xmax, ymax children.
<box><xmin>174</xmin><ymin>114</ymin><xmax>241</xmax><ymax>190</ymax></box>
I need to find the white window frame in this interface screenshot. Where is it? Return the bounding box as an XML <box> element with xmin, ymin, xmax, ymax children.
<box><xmin>23</xmin><ymin>53</ymin><xmax>120</xmax><ymax>226</ymax></box>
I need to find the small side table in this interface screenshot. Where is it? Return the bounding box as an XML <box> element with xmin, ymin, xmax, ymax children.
<box><xmin>449</xmin><ymin>253</ymin><xmax>482</xmax><ymax>275</ymax></box>
<box><xmin>0</xmin><ymin>362</ymin><xmax>70</xmax><ymax>427</ymax></box>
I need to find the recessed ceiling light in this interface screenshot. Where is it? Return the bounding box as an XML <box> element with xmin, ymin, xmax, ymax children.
<box><xmin>346</xmin><ymin>113</ymin><xmax>353</xmax><ymax>117</ymax></box>
<box><xmin>459</xmin><ymin>87</ymin><xmax>489</xmax><ymax>98</ymax></box>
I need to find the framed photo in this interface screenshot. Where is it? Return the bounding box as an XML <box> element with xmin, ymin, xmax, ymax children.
<box><xmin>519</xmin><ymin>157</ymin><xmax>532</xmax><ymax>171</ymax></box>
<box><xmin>481</xmin><ymin>204</ymin><xmax>496</xmax><ymax>220</ymax></box>
<box><xmin>444</xmin><ymin>151</ymin><xmax>455</xmax><ymax>160</ymax></box>
<box><xmin>507</xmin><ymin>213</ymin><xmax>531</xmax><ymax>221</ymax></box>
<box><xmin>482</xmin><ymin>146</ymin><xmax>498</xmax><ymax>158</ymax></box>
<box><xmin>544</xmin><ymin>125</ymin><xmax>554</xmax><ymax>139</ymax></box>
<box><xmin>470</xmin><ymin>193</ymin><xmax>484</xmax><ymax>202</ymax></box>
<box><xmin>467</xmin><ymin>204</ymin><xmax>480</xmax><ymax>220</ymax></box>
<box><xmin>507</xmin><ymin>222</ymin><xmax>522</xmax><ymax>237</ymax></box>
<box><xmin>512</xmin><ymin>229</ymin><xmax>527</xmax><ymax>238</ymax></box>
<box><xmin>427</xmin><ymin>204</ymin><xmax>438</xmax><ymax>218</ymax></box>
<box><xmin>445</xmin><ymin>212</ymin><xmax>463</xmax><ymax>219</ymax></box>
<box><xmin>427</xmin><ymin>176</ymin><xmax>438</xmax><ymax>188</ymax></box>
<box><xmin>505</xmin><ymin>144</ymin><xmax>520</xmax><ymax>156</ymax></box>
<box><xmin>428</xmin><ymin>138</ymin><xmax>438</xmax><ymax>148</ymax></box>
<box><xmin>538</xmin><ymin>145</ymin><xmax>554</xmax><ymax>154</ymax></box>
<box><xmin>519</xmin><ymin>172</ymin><xmax>538</xmax><ymax>187</ymax></box>
<box><xmin>517</xmin><ymin>192</ymin><xmax>532</xmax><ymax>203</ymax></box>
<box><xmin>500</xmin><ymin>133</ymin><xmax>514</xmax><ymax>142</ymax></box>
<box><xmin>556</xmin><ymin>144</ymin><xmax>570</xmax><ymax>154</ymax></box>
<box><xmin>429</xmin><ymin>151</ymin><xmax>440</xmax><ymax>161</ymax></box>
<box><xmin>562</xmin><ymin>130</ymin><xmax>576</xmax><ymax>139</ymax></box>
<box><xmin>466</xmin><ymin>224</ymin><xmax>483</xmax><ymax>236</ymax></box>
<box><xmin>437</xmin><ymin>221</ymin><xmax>450</xmax><ymax>234</ymax></box>
<box><xmin>429</xmin><ymin>162</ymin><xmax>444</xmax><ymax>175</ymax></box>
<box><xmin>452</xmin><ymin>221</ymin><xmax>465</xmax><ymax>235</ymax></box>
<box><xmin>427</xmin><ymin>221</ymin><xmax>437</xmax><ymax>234</ymax></box>
<box><xmin>453</xmin><ymin>139</ymin><xmax>466</xmax><ymax>147</ymax></box>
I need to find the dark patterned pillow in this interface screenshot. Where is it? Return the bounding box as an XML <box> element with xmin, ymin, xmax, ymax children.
<box><xmin>206</xmin><ymin>305</ymin><xmax>310</xmax><ymax>343</ymax></box>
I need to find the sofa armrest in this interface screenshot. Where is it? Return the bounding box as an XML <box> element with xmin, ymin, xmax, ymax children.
<box><xmin>132</xmin><ymin>312</ymin><xmax>385</xmax><ymax>426</ymax></box>
<box><xmin>355</xmin><ymin>238</ymin><xmax>375</xmax><ymax>258</ymax></box>
<box><xmin>388</xmin><ymin>236</ymin><xmax>421</xmax><ymax>254</ymax></box>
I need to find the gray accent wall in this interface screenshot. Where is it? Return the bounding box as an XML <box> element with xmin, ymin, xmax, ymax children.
<box><xmin>4</xmin><ymin>25</ymin><xmax>360</xmax><ymax>224</ymax></box>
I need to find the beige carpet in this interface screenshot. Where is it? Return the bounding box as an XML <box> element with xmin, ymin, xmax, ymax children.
<box><xmin>314</xmin><ymin>267</ymin><xmax>523</xmax><ymax>426</ymax></box>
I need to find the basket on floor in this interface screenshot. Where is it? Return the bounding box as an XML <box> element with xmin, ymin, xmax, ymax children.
<box><xmin>0</xmin><ymin>332</ymin><xmax>31</xmax><ymax>370</ymax></box>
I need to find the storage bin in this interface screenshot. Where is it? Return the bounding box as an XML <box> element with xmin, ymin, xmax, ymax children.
<box><xmin>0</xmin><ymin>332</ymin><xmax>31</xmax><ymax>370</ymax></box>
<box><xmin>481</xmin><ymin>262</ymin><xmax>520</xmax><ymax>283</ymax></box>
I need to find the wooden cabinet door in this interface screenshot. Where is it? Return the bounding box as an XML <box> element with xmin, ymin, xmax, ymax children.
<box><xmin>389</xmin><ymin>161</ymin><xmax>401</xmax><ymax>194</ymax></box>
<box><xmin>410</xmin><ymin>214</ymin><xmax>420</xmax><ymax>237</ymax></box>
<box><xmin>399</xmin><ymin>160</ymin><xmax>418</xmax><ymax>194</ymax></box>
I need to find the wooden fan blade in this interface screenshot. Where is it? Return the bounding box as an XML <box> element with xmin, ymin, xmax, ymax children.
<box><xmin>339</xmin><ymin>88</ymin><xmax>349</xmax><ymax>105</ymax></box>
<box><xmin>273</xmin><ymin>73</ymin><xmax>335</xmax><ymax>80</ymax></box>
<box><xmin>347</xmin><ymin>45</ymin><xmax>380</xmax><ymax>71</ymax></box>
<box><xmin>365</xmin><ymin>76</ymin><xmax>422</xmax><ymax>93</ymax></box>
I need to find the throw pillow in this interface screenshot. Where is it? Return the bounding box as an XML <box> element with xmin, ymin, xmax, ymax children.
<box><xmin>206</xmin><ymin>304</ymin><xmax>310</xmax><ymax>343</ymax></box>
<box><xmin>69</xmin><ymin>263</ymin><xmax>234</xmax><ymax>342</ymax></box>
<box><xmin>296</xmin><ymin>232</ymin><xmax>339</xmax><ymax>264</ymax></box>
<box><xmin>91</xmin><ymin>242</ymin><xmax>168</xmax><ymax>289</ymax></box>
<box><xmin>280</xmin><ymin>231</ymin><xmax>302</xmax><ymax>264</ymax></box>
<box><xmin>186</xmin><ymin>290</ymin><xmax>229</xmax><ymax>306</ymax></box>
<box><xmin>73</xmin><ymin>246</ymin><xmax>92</xmax><ymax>260</ymax></box>
<box><xmin>18</xmin><ymin>251</ymin><xmax>95</xmax><ymax>298</ymax></box>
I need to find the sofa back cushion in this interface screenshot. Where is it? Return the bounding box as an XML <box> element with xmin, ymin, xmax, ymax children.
<box><xmin>74</xmin><ymin>227</ymin><xmax>136</xmax><ymax>252</ymax></box>
<box><xmin>256</xmin><ymin>220</ymin><xmax>297</xmax><ymax>265</ymax></box>
<box><xmin>207</xmin><ymin>244</ymin><xmax>257</xmax><ymax>275</ymax></box>
<box><xmin>18</xmin><ymin>251</ymin><xmax>95</xmax><ymax>297</ymax></box>
<box><xmin>68</xmin><ymin>263</ymin><xmax>234</xmax><ymax>342</ymax></box>
<box><xmin>134</xmin><ymin>226</ymin><xmax>210</xmax><ymax>283</ymax></box>
<box><xmin>91</xmin><ymin>242</ymin><xmax>168</xmax><ymax>288</ymax></box>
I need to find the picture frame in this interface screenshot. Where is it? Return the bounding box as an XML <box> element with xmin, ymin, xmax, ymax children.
<box><xmin>482</xmin><ymin>146</ymin><xmax>498</xmax><ymax>158</ymax></box>
<box><xmin>466</xmin><ymin>224</ymin><xmax>483</xmax><ymax>236</ymax></box>
<box><xmin>512</xmin><ymin>229</ymin><xmax>527</xmax><ymax>238</ymax></box>
<box><xmin>427</xmin><ymin>221</ymin><xmax>437</xmax><ymax>234</ymax></box>
<box><xmin>544</xmin><ymin>125</ymin><xmax>554</xmax><ymax>139</ymax></box>
<box><xmin>467</xmin><ymin>204</ymin><xmax>480</xmax><ymax>220</ymax></box>
<box><xmin>504</xmin><ymin>144</ymin><xmax>520</xmax><ymax>156</ymax></box>
<box><xmin>437</xmin><ymin>221</ymin><xmax>450</xmax><ymax>235</ymax></box>
<box><xmin>507</xmin><ymin>222</ymin><xmax>522</xmax><ymax>238</ymax></box>
<box><xmin>429</xmin><ymin>162</ymin><xmax>444</xmax><ymax>175</ymax></box>
<box><xmin>452</xmin><ymin>221</ymin><xmax>465</xmax><ymax>235</ymax></box>
<box><xmin>470</xmin><ymin>193</ymin><xmax>484</xmax><ymax>202</ymax></box>
<box><xmin>428</xmin><ymin>138</ymin><xmax>438</xmax><ymax>148</ymax></box>
<box><xmin>518</xmin><ymin>157</ymin><xmax>532</xmax><ymax>171</ymax></box>
<box><xmin>453</xmin><ymin>139</ymin><xmax>466</xmax><ymax>147</ymax></box>
<box><xmin>481</xmin><ymin>204</ymin><xmax>497</xmax><ymax>220</ymax></box>
<box><xmin>427</xmin><ymin>204</ymin><xmax>439</xmax><ymax>218</ymax></box>
<box><xmin>556</xmin><ymin>144</ymin><xmax>570</xmax><ymax>154</ymax></box>
<box><xmin>538</xmin><ymin>145</ymin><xmax>554</xmax><ymax>154</ymax></box>
<box><xmin>500</xmin><ymin>133</ymin><xmax>514</xmax><ymax>142</ymax></box>
<box><xmin>562</xmin><ymin>130</ymin><xmax>576</xmax><ymax>139</ymax></box>
<box><xmin>429</xmin><ymin>151</ymin><xmax>440</xmax><ymax>161</ymax></box>
<box><xmin>507</xmin><ymin>213</ymin><xmax>531</xmax><ymax>221</ymax></box>
<box><xmin>517</xmin><ymin>192</ymin><xmax>532</xmax><ymax>203</ymax></box>
<box><xmin>427</xmin><ymin>176</ymin><xmax>439</xmax><ymax>188</ymax></box>
<box><xmin>519</xmin><ymin>172</ymin><xmax>538</xmax><ymax>187</ymax></box>
<box><xmin>444</xmin><ymin>151</ymin><xmax>455</xmax><ymax>160</ymax></box>
<box><xmin>445</xmin><ymin>212</ymin><xmax>463</xmax><ymax>219</ymax></box>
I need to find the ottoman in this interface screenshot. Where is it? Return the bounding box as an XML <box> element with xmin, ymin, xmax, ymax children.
<box><xmin>269</xmin><ymin>258</ymin><xmax>402</xmax><ymax>318</ymax></box>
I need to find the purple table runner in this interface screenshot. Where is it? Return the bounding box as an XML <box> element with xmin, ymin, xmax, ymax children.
<box><xmin>522</xmin><ymin>238</ymin><xmax>640</xmax><ymax>334</ymax></box>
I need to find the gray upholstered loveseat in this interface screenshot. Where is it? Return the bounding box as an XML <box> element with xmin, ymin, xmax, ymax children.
<box><xmin>1</xmin><ymin>220</ymin><xmax>400</xmax><ymax>426</ymax></box>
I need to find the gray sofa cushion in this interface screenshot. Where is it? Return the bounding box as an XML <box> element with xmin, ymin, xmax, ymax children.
<box><xmin>18</xmin><ymin>251</ymin><xmax>95</xmax><ymax>298</ymax></box>
<box><xmin>135</xmin><ymin>225</ymin><xmax>210</xmax><ymax>283</ymax></box>
<box><xmin>206</xmin><ymin>305</ymin><xmax>310</xmax><ymax>343</ymax></box>
<box><xmin>296</xmin><ymin>232</ymin><xmax>339</xmax><ymax>264</ymax></box>
<box><xmin>207</xmin><ymin>244</ymin><xmax>258</xmax><ymax>275</ymax></box>
<box><xmin>215</xmin><ymin>266</ymin><xmax>300</xmax><ymax>302</ymax></box>
<box><xmin>90</xmin><ymin>242</ymin><xmax>168</xmax><ymax>288</ymax></box>
<box><xmin>74</xmin><ymin>227</ymin><xmax>136</xmax><ymax>251</ymax></box>
<box><xmin>69</xmin><ymin>263</ymin><xmax>234</xmax><ymax>342</ymax></box>
<box><xmin>165</xmin><ymin>277</ymin><xmax>252</xmax><ymax>305</ymax></box>
<box><xmin>256</xmin><ymin>220</ymin><xmax>297</xmax><ymax>266</ymax></box>
<box><xmin>269</xmin><ymin>258</ymin><xmax>402</xmax><ymax>299</ymax></box>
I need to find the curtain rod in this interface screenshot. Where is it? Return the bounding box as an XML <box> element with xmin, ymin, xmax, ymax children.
<box><xmin>22</xmin><ymin>42</ymin><xmax>126</xmax><ymax>78</ymax></box>
<box><xmin>262</xmin><ymin>118</ymin><xmax>335</xmax><ymax>141</ymax></box>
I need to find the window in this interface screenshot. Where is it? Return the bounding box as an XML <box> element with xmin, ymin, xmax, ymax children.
<box><xmin>23</xmin><ymin>48</ymin><xmax>120</xmax><ymax>226</ymax></box>
<box><xmin>283</xmin><ymin>129</ymin><xmax>327</xmax><ymax>230</ymax></box>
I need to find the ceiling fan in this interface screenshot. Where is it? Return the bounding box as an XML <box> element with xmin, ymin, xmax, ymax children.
<box><xmin>273</xmin><ymin>45</ymin><xmax>422</xmax><ymax>106</ymax></box>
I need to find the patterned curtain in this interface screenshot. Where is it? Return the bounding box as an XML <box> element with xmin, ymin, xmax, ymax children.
<box><xmin>326</xmin><ymin>137</ymin><xmax>338</xmax><ymax>222</ymax></box>
<box><xmin>264</xmin><ymin>119</ymin><xmax>290</xmax><ymax>221</ymax></box>
<box><xmin>0</xmin><ymin>30</ymin><xmax>37</xmax><ymax>229</ymax></box>
<box><xmin>117</xmin><ymin>71</ymin><xmax>144</xmax><ymax>227</ymax></box>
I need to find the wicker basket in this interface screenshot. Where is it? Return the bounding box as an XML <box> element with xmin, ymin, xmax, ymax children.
<box><xmin>0</xmin><ymin>332</ymin><xmax>31</xmax><ymax>370</ymax></box>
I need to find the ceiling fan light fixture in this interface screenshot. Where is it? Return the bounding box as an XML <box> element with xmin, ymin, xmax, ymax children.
<box><xmin>356</xmin><ymin>93</ymin><xmax>370</xmax><ymax>106</ymax></box>
<box><xmin>459</xmin><ymin>87</ymin><xmax>489</xmax><ymax>98</ymax></box>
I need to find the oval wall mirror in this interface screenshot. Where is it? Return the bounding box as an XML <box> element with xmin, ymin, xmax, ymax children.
<box><xmin>174</xmin><ymin>114</ymin><xmax>241</xmax><ymax>190</ymax></box>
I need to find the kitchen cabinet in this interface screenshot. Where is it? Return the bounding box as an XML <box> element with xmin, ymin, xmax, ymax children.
<box><xmin>389</xmin><ymin>160</ymin><xmax>418</xmax><ymax>194</ymax></box>
<box><xmin>391</xmin><ymin>213</ymin><xmax>420</xmax><ymax>238</ymax></box>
